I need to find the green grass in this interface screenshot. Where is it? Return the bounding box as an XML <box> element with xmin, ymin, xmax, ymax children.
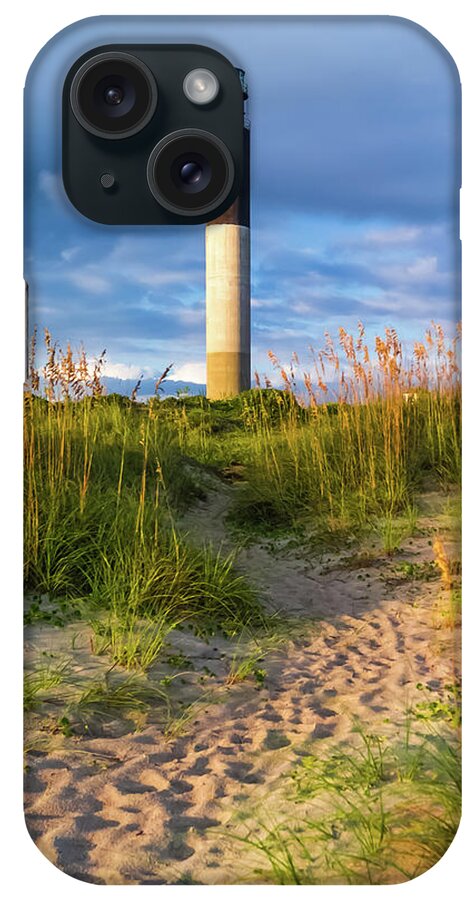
<box><xmin>24</xmin><ymin>379</ymin><xmax>460</xmax><ymax>689</ymax></box>
<box><xmin>170</xmin><ymin>324</ymin><xmax>460</xmax><ymax>545</ymax></box>
<box><xmin>25</xmin><ymin>327</ymin><xmax>460</xmax><ymax>590</ymax></box>
<box><xmin>225</xmin><ymin>625</ymin><xmax>297</xmax><ymax>686</ymax></box>
<box><xmin>390</xmin><ymin>559</ymin><xmax>438</xmax><ymax>583</ymax></box>
<box><xmin>228</xmin><ymin>391</ymin><xmax>459</xmax><ymax>541</ymax></box>
<box><xmin>165</xmin><ymin>387</ymin><xmax>460</xmax><ymax>549</ymax></box>
<box><xmin>24</xmin><ymin>656</ymin><xmax>171</xmax><ymax>736</ymax></box>
<box><xmin>24</xmin><ymin>393</ymin><xmax>266</xmax><ymax>655</ymax></box>
<box><xmin>163</xmin><ymin>690</ymin><xmax>222</xmax><ymax>739</ymax></box>
<box><xmin>62</xmin><ymin>674</ymin><xmax>169</xmax><ymax>734</ymax></box>
<box><xmin>228</xmin><ymin>718</ymin><xmax>461</xmax><ymax>885</ymax></box>
<box><xmin>24</xmin><ymin>660</ymin><xmax>71</xmax><ymax>711</ymax></box>
<box><xmin>24</xmin><ymin>593</ymin><xmax>86</xmax><ymax>627</ymax></box>
<box><xmin>24</xmin><ymin>325</ymin><xmax>460</xmax><ymax>717</ymax></box>
<box><xmin>413</xmin><ymin>682</ymin><xmax>461</xmax><ymax>728</ymax></box>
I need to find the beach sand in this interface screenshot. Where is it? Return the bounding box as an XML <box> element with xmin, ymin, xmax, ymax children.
<box><xmin>24</xmin><ymin>484</ymin><xmax>460</xmax><ymax>884</ymax></box>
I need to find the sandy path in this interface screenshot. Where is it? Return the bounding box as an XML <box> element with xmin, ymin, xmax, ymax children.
<box><xmin>24</xmin><ymin>480</ymin><xmax>460</xmax><ymax>884</ymax></box>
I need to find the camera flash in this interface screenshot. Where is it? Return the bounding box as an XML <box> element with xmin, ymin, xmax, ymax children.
<box><xmin>183</xmin><ymin>69</ymin><xmax>219</xmax><ymax>105</ymax></box>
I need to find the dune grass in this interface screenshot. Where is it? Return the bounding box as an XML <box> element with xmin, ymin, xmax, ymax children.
<box><xmin>24</xmin><ymin>322</ymin><xmax>460</xmax><ymax>667</ymax></box>
<box><xmin>245</xmin><ymin>326</ymin><xmax>460</xmax><ymax>539</ymax></box>
<box><xmin>24</xmin><ymin>337</ymin><xmax>265</xmax><ymax>655</ymax></box>
<box><xmin>228</xmin><ymin>718</ymin><xmax>461</xmax><ymax>885</ymax></box>
<box><xmin>165</xmin><ymin>323</ymin><xmax>461</xmax><ymax>545</ymax></box>
<box><xmin>62</xmin><ymin>673</ymin><xmax>170</xmax><ymax>735</ymax></box>
<box><xmin>23</xmin><ymin>660</ymin><xmax>71</xmax><ymax>711</ymax></box>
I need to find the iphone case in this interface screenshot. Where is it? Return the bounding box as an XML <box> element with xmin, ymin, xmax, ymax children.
<box><xmin>24</xmin><ymin>16</ymin><xmax>461</xmax><ymax>885</ymax></box>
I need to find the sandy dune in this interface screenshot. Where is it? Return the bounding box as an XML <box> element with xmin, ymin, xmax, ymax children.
<box><xmin>24</xmin><ymin>484</ymin><xmax>460</xmax><ymax>884</ymax></box>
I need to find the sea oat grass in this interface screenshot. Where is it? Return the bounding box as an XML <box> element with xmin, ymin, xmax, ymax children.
<box><xmin>24</xmin><ymin>333</ymin><xmax>264</xmax><ymax>645</ymax></box>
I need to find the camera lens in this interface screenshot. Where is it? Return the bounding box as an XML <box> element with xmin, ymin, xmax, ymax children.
<box><xmin>70</xmin><ymin>52</ymin><xmax>158</xmax><ymax>139</ymax></box>
<box><xmin>104</xmin><ymin>86</ymin><xmax>124</xmax><ymax>106</ymax></box>
<box><xmin>174</xmin><ymin>155</ymin><xmax>212</xmax><ymax>194</ymax></box>
<box><xmin>180</xmin><ymin>162</ymin><xmax>202</xmax><ymax>185</ymax></box>
<box><xmin>147</xmin><ymin>129</ymin><xmax>234</xmax><ymax>216</ymax></box>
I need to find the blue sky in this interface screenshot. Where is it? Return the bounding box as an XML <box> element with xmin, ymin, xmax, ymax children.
<box><xmin>25</xmin><ymin>16</ymin><xmax>461</xmax><ymax>384</ymax></box>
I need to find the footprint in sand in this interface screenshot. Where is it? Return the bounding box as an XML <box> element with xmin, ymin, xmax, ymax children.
<box><xmin>260</xmin><ymin>703</ymin><xmax>284</xmax><ymax>721</ymax></box>
<box><xmin>148</xmin><ymin>739</ymin><xmax>189</xmax><ymax>763</ymax></box>
<box><xmin>186</xmin><ymin>756</ymin><xmax>212</xmax><ymax>777</ymax></box>
<box><xmin>359</xmin><ymin>688</ymin><xmax>379</xmax><ymax>705</ymax></box>
<box><xmin>262</xmin><ymin>730</ymin><xmax>292</xmax><ymax>750</ymax></box>
<box><xmin>123</xmin><ymin>822</ymin><xmax>142</xmax><ymax>832</ymax></box>
<box><xmin>169</xmin><ymin>778</ymin><xmax>194</xmax><ymax>794</ymax></box>
<box><xmin>309</xmin><ymin>702</ymin><xmax>337</xmax><ymax>719</ymax></box>
<box><xmin>24</xmin><ymin>769</ymin><xmax>48</xmax><ymax>795</ymax></box>
<box><xmin>311</xmin><ymin>722</ymin><xmax>336</xmax><ymax>739</ymax></box>
<box><xmin>160</xmin><ymin>816</ymin><xmax>221</xmax><ymax>862</ymax></box>
<box><xmin>229</xmin><ymin>731</ymin><xmax>252</xmax><ymax>745</ymax></box>
<box><xmin>415</xmin><ymin>653</ymin><xmax>430</xmax><ymax>674</ymax></box>
<box><xmin>216</xmin><ymin>745</ymin><xmax>236</xmax><ymax>756</ymax></box>
<box><xmin>75</xmin><ymin>813</ymin><xmax>120</xmax><ymax>833</ymax></box>
<box><xmin>116</xmin><ymin>778</ymin><xmax>156</xmax><ymax>795</ymax></box>
<box><xmin>224</xmin><ymin>761</ymin><xmax>264</xmax><ymax>783</ymax></box>
<box><xmin>55</xmin><ymin>834</ymin><xmax>92</xmax><ymax>870</ymax></box>
<box><xmin>346</xmin><ymin>644</ymin><xmax>365</xmax><ymax>656</ymax></box>
<box><xmin>25</xmin><ymin>812</ymin><xmax>58</xmax><ymax>842</ymax></box>
<box><xmin>163</xmin><ymin>833</ymin><xmax>196</xmax><ymax>861</ymax></box>
<box><xmin>324</xmin><ymin>637</ymin><xmax>338</xmax><ymax>648</ymax></box>
<box><xmin>165</xmin><ymin>814</ymin><xmax>221</xmax><ymax>835</ymax></box>
<box><xmin>326</xmin><ymin>653</ymin><xmax>348</xmax><ymax>670</ymax></box>
<box><xmin>157</xmin><ymin>792</ymin><xmax>194</xmax><ymax>816</ymax></box>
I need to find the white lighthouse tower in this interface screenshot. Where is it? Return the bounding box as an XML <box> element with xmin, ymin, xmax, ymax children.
<box><xmin>205</xmin><ymin>76</ymin><xmax>250</xmax><ymax>399</ymax></box>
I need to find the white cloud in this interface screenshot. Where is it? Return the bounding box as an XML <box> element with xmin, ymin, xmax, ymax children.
<box><xmin>364</xmin><ymin>226</ymin><xmax>422</xmax><ymax>245</ymax></box>
<box><xmin>94</xmin><ymin>360</ymin><xmax>154</xmax><ymax>380</ymax></box>
<box><xmin>170</xmin><ymin>362</ymin><xmax>206</xmax><ymax>384</ymax></box>
<box><xmin>377</xmin><ymin>255</ymin><xmax>441</xmax><ymax>284</ymax></box>
<box><xmin>406</xmin><ymin>256</ymin><xmax>438</xmax><ymax>279</ymax></box>
<box><xmin>251</xmin><ymin>297</ymin><xmax>282</xmax><ymax>309</ymax></box>
<box><xmin>292</xmin><ymin>301</ymin><xmax>314</xmax><ymax>315</ymax></box>
<box><xmin>105</xmin><ymin>236</ymin><xmax>200</xmax><ymax>288</ymax></box>
<box><xmin>176</xmin><ymin>307</ymin><xmax>203</xmax><ymax>326</ymax></box>
<box><xmin>359</xmin><ymin>289</ymin><xmax>439</xmax><ymax>317</ymax></box>
<box><xmin>125</xmin><ymin>267</ymin><xmax>192</xmax><ymax>288</ymax></box>
<box><xmin>101</xmin><ymin>362</ymin><xmax>143</xmax><ymax>380</ymax></box>
<box><xmin>36</xmin><ymin>305</ymin><xmax>58</xmax><ymax>316</ymax></box>
<box><xmin>38</xmin><ymin>170</ymin><xmax>62</xmax><ymax>204</ymax></box>
<box><xmin>68</xmin><ymin>269</ymin><xmax>111</xmax><ymax>295</ymax></box>
<box><xmin>60</xmin><ymin>246</ymin><xmax>80</xmax><ymax>262</ymax></box>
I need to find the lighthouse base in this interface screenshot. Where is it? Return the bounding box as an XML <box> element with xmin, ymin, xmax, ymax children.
<box><xmin>206</xmin><ymin>350</ymin><xmax>250</xmax><ymax>400</ymax></box>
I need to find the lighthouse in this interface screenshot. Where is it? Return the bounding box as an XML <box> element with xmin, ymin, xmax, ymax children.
<box><xmin>205</xmin><ymin>74</ymin><xmax>250</xmax><ymax>400</ymax></box>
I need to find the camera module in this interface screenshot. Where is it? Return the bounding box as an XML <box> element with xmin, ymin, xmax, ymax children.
<box><xmin>70</xmin><ymin>51</ymin><xmax>158</xmax><ymax>139</ymax></box>
<box><xmin>64</xmin><ymin>45</ymin><xmax>244</xmax><ymax>224</ymax></box>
